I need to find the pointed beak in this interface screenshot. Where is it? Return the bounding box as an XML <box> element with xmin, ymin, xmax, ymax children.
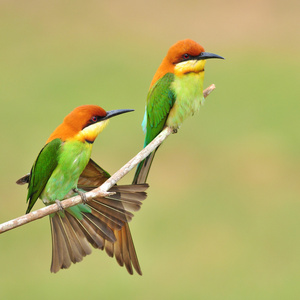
<box><xmin>197</xmin><ymin>52</ymin><xmax>224</xmax><ymax>60</ymax></box>
<box><xmin>103</xmin><ymin>109</ymin><xmax>134</xmax><ymax>120</ymax></box>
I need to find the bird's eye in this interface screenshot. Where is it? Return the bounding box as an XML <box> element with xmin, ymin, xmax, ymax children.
<box><xmin>91</xmin><ymin>116</ymin><xmax>98</xmax><ymax>123</ymax></box>
<box><xmin>183</xmin><ymin>53</ymin><xmax>190</xmax><ymax>60</ymax></box>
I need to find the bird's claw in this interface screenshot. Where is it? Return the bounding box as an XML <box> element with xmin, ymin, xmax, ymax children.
<box><xmin>172</xmin><ymin>129</ymin><xmax>178</xmax><ymax>134</ymax></box>
<box><xmin>55</xmin><ymin>200</ymin><xmax>64</xmax><ymax>211</ymax></box>
<box><xmin>73</xmin><ymin>188</ymin><xmax>88</xmax><ymax>204</ymax></box>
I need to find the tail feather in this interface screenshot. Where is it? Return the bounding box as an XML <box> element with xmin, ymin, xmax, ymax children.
<box><xmin>64</xmin><ymin>212</ymin><xmax>92</xmax><ymax>255</ymax></box>
<box><xmin>17</xmin><ymin>158</ymin><xmax>149</xmax><ymax>275</ymax></box>
<box><xmin>78</xmin><ymin>217</ymin><xmax>105</xmax><ymax>249</ymax></box>
<box><xmin>132</xmin><ymin>151</ymin><xmax>157</xmax><ymax>185</ymax></box>
<box><xmin>126</xmin><ymin>226</ymin><xmax>142</xmax><ymax>275</ymax></box>
<box><xmin>122</xmin><ymin>223</ymin><xmax>141</xmax><ymax>275</ymax></box>
<box><xmin>50</xmin><ymin>213</ymin><xmax>82</xmax><ymax>273</ymax></box>
<box><xmin>128</xmin><ymin>148</ymin><xmax>159</xmax><ymax>274</ymax></box>
<box><xmin>50</xmin><ymin>215</ymin><xmax>63</xmax><ymax>271</ymax></box>
<box><xmin>109</xmin><ymin>184</ymin><xmax>150</xmax><ymax>193</ymax></box>
<box><xmin>104</xmin><ymin>224</ymin><xmax>142</xmax><ymax>275</ymax></box>
<box><xmin>101</xmin><ymin>196</ymin><xmax>141</xmax><ymax>213</ymax></box>
<box><xmin>86</xmin><ymin>201</ymin><xmax>125</xmax><ymax>230</ymax></box>
<box><xmin>49</xmin><ymin>183</ymin><xmax>148</xmax><ymax>274</ymax></box>
<box><xmin>121</xmin><ymin>225</ymin><xmax>133</xmax><ymax>275</ymax></box>
<box><xmin>16</xmin><ymin>173</ymin><xmax>30</xmax><ymax>185</ymax></box>
<box><xmin>88</xmin><ymin>198</ymin><xmax>133</xmax><ymax>223</ymax></box>
<box><xmin>89</xmin><ymin>196</ymin><xmax>134</xmax><ymax>221</ymax></box>
<box><xmin>114</xmin><ymin>229</ymin><xmax>124</xmax><ymax>267</ymax></box>
<box><xmin>59</xmin><ymin>213</ymin><xmax>85</xmax><ymax>262</ymax></box>
<box><xmin>104</xmin><ymin>238</ymin><xmax>114</xmax><ymax>258</ymax></box>
<box><xmin>83</xmin><ymin>213</ymin><xmax>116</xmax><ymax>243</ymax></box>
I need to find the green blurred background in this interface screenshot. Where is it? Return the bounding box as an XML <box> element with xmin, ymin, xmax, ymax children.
<box><xmin>0</xmin><ymin>0</ymin><xmax>299</xmax><ymax>299</ymax></box>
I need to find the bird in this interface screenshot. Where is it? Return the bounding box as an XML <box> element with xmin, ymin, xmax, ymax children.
<box><xmin>132</xmin><ymin>39</ymin><xmax>224</xmax><ymax>184</ymax></box>
<box><xmin>17</xmin><ymin>105</ymin><xmax>148</xmax><ymax>274</ymax></box>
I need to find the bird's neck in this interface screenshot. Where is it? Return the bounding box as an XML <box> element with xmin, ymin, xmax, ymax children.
<box><xmin>150</xmin><ymin>58</ymin><xmax>175</xmax><ymax>88</ymax></box>
<box><xmin>174</xmin><ymin>59</ymin><xmax>206</xmax><ymax>76</ymax></box>
<box><xmin>73</xmin><ymin>120</ymin><xmax>109</xmax><ymax>143</ymax></box>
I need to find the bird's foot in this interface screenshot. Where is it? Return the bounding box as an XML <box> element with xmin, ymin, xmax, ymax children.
<box><xmin>73</xmin><ymin>188</ymin><xmax>88</xmax><ymax>204</ymax></box>
<box><xmin>55</xmin><ymin>200</ymin><xmax>64</xmax><ymax>211</ymax></box>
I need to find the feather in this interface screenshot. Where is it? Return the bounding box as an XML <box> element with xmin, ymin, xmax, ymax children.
<box><xmin>18</xmin><ymin>157</ymin><xmax>148</xmax><ymax>275</ymax></box>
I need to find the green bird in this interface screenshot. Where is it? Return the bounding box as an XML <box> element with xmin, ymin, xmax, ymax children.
<box><xmin>133</xmin><ymin>39</ymin><xmax>224</xmax><ymax>184</ymax></box>
<box><xmin>17</xmin><ymin>105</ymin><xmax>148</xmax><ymax>274</ymax></box>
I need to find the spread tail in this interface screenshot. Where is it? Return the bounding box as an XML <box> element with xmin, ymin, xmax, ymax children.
<box><xmin>50</xmin><ymin>183</ymin><xmax>148</xmax><ymax>274</ymax></box>
<box><xmin>17</xmin><ymin>159</ymin><xmax>148</xmax><ymax>275</ymax></box>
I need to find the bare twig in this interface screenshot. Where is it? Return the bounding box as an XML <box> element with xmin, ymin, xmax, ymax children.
<box><xmin>0</xmin><ymin>84</ymin><xmax>215</xmax><ymax>234</ymax></box>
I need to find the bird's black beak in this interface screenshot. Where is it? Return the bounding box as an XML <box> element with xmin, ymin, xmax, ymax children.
<box><xmin>103</xmin><ymin>109</ymin><xmax>134</xmax><ymax>120</ymax></box>
<box><xmin>197</xmin><ymin>52</ymin><xmax>224</xmax><ymax>60</ymax></box>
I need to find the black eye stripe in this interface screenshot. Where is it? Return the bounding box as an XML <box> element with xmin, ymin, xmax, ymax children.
<box><xmin>83</xmin><ymin>115</ymin><xmax>104</xmax><ymax>129</ymax></box>
<box><xmin>180</xmin><ymin>53</ymin><xmax>199</xmax><ymax>63</ymax></box>
<box><xmin>90</xmin><ymin>115</ymin><xmax>105</xmax><ymax>123</ymax></box>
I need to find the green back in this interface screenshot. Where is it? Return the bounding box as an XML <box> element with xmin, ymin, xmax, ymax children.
<box><xmin>143</xmin><ymin>73</ymin><xmax>175</xmax><ymax>147</ymax></box>
<box><xmin>26</xmin><ymin>138</ymin><xmax>62</xmax><ymax>213</ymax></box>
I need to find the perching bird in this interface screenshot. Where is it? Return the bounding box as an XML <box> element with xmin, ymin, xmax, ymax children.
<box><xmin>133</xmin><ymin>39</ymin><xmax>224</xmax><ymax>184</ymax></box>
<box><xmin>17</xmin><ymin>105</ymin><xmax>148</xmax><ymax>274</ymax></box>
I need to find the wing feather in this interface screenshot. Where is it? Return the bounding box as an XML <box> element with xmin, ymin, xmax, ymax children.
<box><xmin>26</xmin><ymin>139</ymin><xmax>62</xmax><ymax>213</ymax></box>
<box><xmin>144</xmin><ymin>72</ymin><xmax>175</xmax><ymax>146</ymax></box>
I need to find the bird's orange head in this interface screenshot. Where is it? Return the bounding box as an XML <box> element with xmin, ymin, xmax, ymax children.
<box><xmin>150</xmin><ymin>39</ymin><xmax>223</xmax><ymax>88</ymax></box>
<box><xmin>47</xmin><ymin>105</ymin><xmax>133</xmax><ymax>144</ymax></box>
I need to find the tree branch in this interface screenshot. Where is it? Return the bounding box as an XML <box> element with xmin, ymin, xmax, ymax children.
<box><xmin>0</xmin><ymin>84</ymin><xmax>215</xmax><ymax>234</ymax></box>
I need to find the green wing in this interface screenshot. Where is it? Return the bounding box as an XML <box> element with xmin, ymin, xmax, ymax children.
<box><xmin>26</xmin><ymin>138</ymin><xmax>62</xmax><ymax>213</ymax></box>
<box><xmin>133</xmin><ymin>73</ymin><xmax>175</xmax><ymax>184</ymax></box>
<box><xmin>143</xmin><ymin>73</ymin><xmax>175</xmax><ymax>147</ymax></box>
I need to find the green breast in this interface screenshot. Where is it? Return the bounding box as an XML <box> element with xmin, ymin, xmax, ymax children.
<box><xmin>166</xmin><ymin>72</ymin><xmax>205</xmax><ymax>128</ymax></box>
<box><xmin>41</xmin><ymin>140</ymin><xmax>92</xmax><ymax>203</ymax></box>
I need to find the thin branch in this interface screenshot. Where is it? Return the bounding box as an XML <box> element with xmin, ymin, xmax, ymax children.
<box><xmin>0</xmin><ymin>84</ymin><xmax>215</xmax><ymax>234</ymax></box>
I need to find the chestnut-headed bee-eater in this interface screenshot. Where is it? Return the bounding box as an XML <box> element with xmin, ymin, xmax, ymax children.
<box><xmin>17</xmin><ymin>105</ymin><xmax>148</xmax><ymax>274</ymax></box>
<box><xmin>133</xmin><ymin>39</ymin><xmax>224</xmax><ymax>184</ymax></box>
